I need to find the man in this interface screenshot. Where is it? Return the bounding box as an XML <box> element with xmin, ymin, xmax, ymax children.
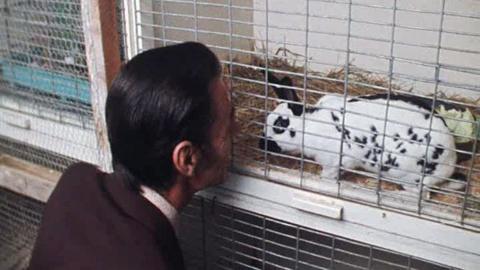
<box><xmin>29</xmin><ymin>42</ymin><xmax>236</xmax><ymax>270</ymax></box>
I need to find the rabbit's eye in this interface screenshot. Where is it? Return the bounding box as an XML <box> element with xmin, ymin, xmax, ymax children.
<box><xmin>273</xmin><ymin>116</ymin><xmax>290</xmax><ymax>134</ymax></box>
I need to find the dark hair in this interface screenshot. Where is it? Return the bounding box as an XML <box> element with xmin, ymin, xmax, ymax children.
<box><xmin>106</xmin><ymin>42</ymin><xmax>221</xmax><ymax>192</ymax></box>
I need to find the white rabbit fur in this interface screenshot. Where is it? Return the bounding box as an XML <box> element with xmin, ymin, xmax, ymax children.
<box><xmin>261</xmin><ymin>77</ymin><xmax>465</xmax><ymax>191</ymax></box>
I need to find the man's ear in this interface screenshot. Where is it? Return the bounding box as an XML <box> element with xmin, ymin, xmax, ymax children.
<box><xmin>172</xmin><ymin>141</ymin><xmax>201</xmax><ymax>177</ymax></box>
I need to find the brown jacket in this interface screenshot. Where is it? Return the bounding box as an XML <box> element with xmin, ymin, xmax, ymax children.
<box><xmin>28</xmin><ymin>162</ymin><xmax>185</xmax><ymax>270</ymax></box>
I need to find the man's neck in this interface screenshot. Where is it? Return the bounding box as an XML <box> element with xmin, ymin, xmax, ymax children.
<box><xmin>160</xmin><ymin>178</ymin><xmax>195</xmax><ymax>211</ymax></box>
<box><xmin>140</xmin><ymin>185</ymin><xmax>179</xmax><ymax>226</ymax></box>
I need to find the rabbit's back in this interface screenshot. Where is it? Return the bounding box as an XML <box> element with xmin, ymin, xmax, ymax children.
<box><xmin>304</xmin><ymin>96</ymin><xmax>456</xmax><ymax>185</ymax></box>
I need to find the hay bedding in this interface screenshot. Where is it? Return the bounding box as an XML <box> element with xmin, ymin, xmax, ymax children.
<box><xmin>227</xmin><ymin>54</ymin><xmax>480</xmax><ymax>216</ymax></box>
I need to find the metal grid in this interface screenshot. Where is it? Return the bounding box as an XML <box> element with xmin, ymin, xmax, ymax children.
<box><xmin>0</xmin><ymin>189</ymin><xmax>458</xmax><ymax>270</ymax></box>
<box><xmin>179</xmin><ymin>196</ymin><xmax>459</xmax><ymax>270</ymax></box>
<box><xmin>0</xmin><ymin>0</ymin><xmax>98</xmax><ymax>169</ymax></box>
<box><xmin>124</xmin><ymin>0</ymin><xmax>480</xmax><ymax>228</ymax></box>
<box><xmin>0</xmin><ymin>188</ymin><xmax>44</xmax><ymax>270</ymax></box>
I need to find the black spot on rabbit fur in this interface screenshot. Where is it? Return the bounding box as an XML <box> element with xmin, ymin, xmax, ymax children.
<box><xmin>408</xmin><ymin>127</ymin><xmax>413</xmax><ymax>135</ymax></box>
<box><xmin>273</xmin><ymin>117</ymin><xmax>290</xmax><ymax>134</ymax></box>
<box><xmin>411</xmin><ymin>134</ymin><xmax>418</xmax><ymax>141</ymax></box>
<box><xmin>374</xmin><ymin>143</ymin><xmax>382</xmax><ymax>155</ymax></box>
<box><xmin>365</xmin><ymin>150</ymin><xmax>371</xmax><ymax>159</ymax></box>
<box><xmin>400</xmin><ymin>148</ymin><xmax>407</xmax><ymax>154</ymax></box>
<box><xmin>396</xmin><ymin>142</ymin><xmax>403</xmax><ymax>149</ymax></box>
<box><xmin>331</xmin><ymin>112</ymin><xmax>340</xmax><ymax>122</ymax></box>
<box><xmin>354</xmin><ymin>136</ymin><xmax>367</xmax><ymax>148</ymax></box>
<box><xmin>259</xmin><ymin>135</ymin><xmax>282</xmax><ymax>153</ymax></box>
<box><xmin>381</xmin><ymin>157</ymin><xmax>399</xmax><ymax>171</ymax></box>
<box><xmin>342</xmin><ymin>129</ymin><xmax>352</xmax><ymax>149</ymax></box>
<box><xmin>334</xmin><ymin>125</ymin><xmax>351</xmax><ymax>148</ymax></box>
<box><xmin>370</xmin><ymin>126</ymin><xmax>378</xmax><ymax>143</ymax></box>
<box><xmin>305</xmin><ymin>106</ymin><xmax>319</xmax><ymax>114</ymax></box>
<box><xmin>349</xmin><ymin>93</ymin><xmax>463</xmax><ymax>112</ymax></box>
<box><xmin>432</xmin><ymin>146</ymin><xmax>445</xmax><ymax>160</ymax></box>
<box><xmin>424</xmin><ymin>133</ymin><xmax>431</xmax><ymax>144</ymax></box>
<box><xmin>288</xmin><ymin>103</ymin><xmax>304</xmax><ymax>117</ymax></box>
<box><xmin>417</xmin><ymin>157</ymin><xmax>438</xmax><ymax>175</ymax></box>
<box><xmin>393</xmin><ymin>133</ymin><xmax>400</xmax><ymax>142</ymax></box>
<box><xmin>349</xmin><ymin>93</ymin><xmax>454</xmax><ymax>127</ymax></box>
<box><xmin>381</xmin><ymin>165</ymin><xmax>390</xmax><ymax>172</ymax></box>
<box><xmin>425</xmin><ymin>162</ymin><xmax>438</xmax><ymax>174</ymax></box>
<box><xmin>289</xmin><ymin>130</ymin><xmax>296</xmax><ymax>138</ymax></box>
<box><xmin>386</xmin><ymin>154</ymin><xmax>399</xmax><ymax>167</ymax></box>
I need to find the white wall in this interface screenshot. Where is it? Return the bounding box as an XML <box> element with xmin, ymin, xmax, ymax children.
<box><xmin>253</xmin><ymin>0</ymin><xmax>480</xmax><ymax>99</ymax></box>
<box><xmin>136</xmin><ymin>0</ymin><xmax>479</xmax><ymax>98</ymax></box>
<box><xmin>137</xmin><ymin>0</ymin><xmax>254</xmax><ymax>60</ymax></box>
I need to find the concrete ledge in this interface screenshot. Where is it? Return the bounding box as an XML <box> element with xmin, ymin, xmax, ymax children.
<box><xmin>0</xmin><ymin>155</ymin><xmax>60</xmax><ymax>203</ymax></box>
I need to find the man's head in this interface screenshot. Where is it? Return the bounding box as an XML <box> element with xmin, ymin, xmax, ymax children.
<box><xmin>106</xmin><ymin>42</ymin><xmax>235</xmax><ymax>194</ymax></box>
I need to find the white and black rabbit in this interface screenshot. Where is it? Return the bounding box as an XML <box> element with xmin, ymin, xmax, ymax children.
<box><xmin>259</xmin><ymin>72</ymin><xmax>466</xmax><ymax>191</ymax></box>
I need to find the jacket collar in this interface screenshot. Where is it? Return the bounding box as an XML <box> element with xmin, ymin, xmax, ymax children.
<box><xmin>104</xmin><ymin>173</ymin><xmax>185</xmax><ymax>269</ymax></box>
<box><xmin>103</xmin><ymin>172</ymin><xmax>184</xmax><ymax>260</ymax></box>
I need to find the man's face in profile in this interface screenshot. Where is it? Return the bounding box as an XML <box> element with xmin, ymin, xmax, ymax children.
<box><xmin>197</xmin><ymin>76</ymin><xmax>236</xmax><ymax>188</ymax></box>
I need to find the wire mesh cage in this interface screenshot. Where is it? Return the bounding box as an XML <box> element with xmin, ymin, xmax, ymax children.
<box><xmin>179</xmin><ymin>197</ymin><xmax>460</xmax><ymax>270</ymax></box>
<box><xmin>124</xmin><ymin>0</ymin><xmax>480</xmax><ymax>228</ymax></box>
<box><xmin>0</xmin><ymin>0</ymin><xmax>98</xmax><ymax>169</ymax></box>
<box><xmin>0</xmin><ymin>189</ymin><xmax>459</xmax><ymax>270</ymax></box>
<box><xmin>0</xmin><ymin>188</ymin><xmax>44</xmax><ymax>270</ymax></box>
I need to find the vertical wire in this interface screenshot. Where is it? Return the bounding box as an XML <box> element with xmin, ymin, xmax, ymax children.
<box><xmin>300</xmin><ymin>0</ymin><xmax>310</xmax><ymax>188</ymax></box>
<box><xmin>160</xmin><ymin>0</ymin><xmax>167</xmax><ymax>46</ymax></box>
<box><xmin>262</xmin><ymin>0</ymin><xmax>270</xmax><ymax>179</ymax></box>
<box><xmin>119</xmin><ymin>0</ymin><xmax>128</xmax><ymax>59</ymax></box>
<box><xmin>4</xmin><ymin>0</ymin><xmax>13</xmax><ymax>88</ymax></box>
<box><xmin>193</xmin><ymin>0</ymin><xmax>198</xmax><ymax>42</ymax></box>
<box><xmin>133</xmin><ymin>0</ymin><xmax>142</xmax><ymax>51</ymax></box>
<box><xmin>368</xmin><ymin>245</ymin><xmax>373</xmax><ymax>269</ymax></box>
<box><xmin>336</xmin><ymin>0</ymin><xmax>353</xmax><ymax>197</ymax></box>
<box><xmin>46</xmin><ymin>2</ymin><xmax>58</xmax><ymax>118</ymax></box>
<box><xmin>456</xmin><ymin>0</ymin><xmax>480</xmax><ymax>223</ymax></box>
<box><xmin>329</xmin><ymin>237</ymin><xmax>336</xmax><ymax>269</ymax></box>
<box><xmin>375</xmin><ymin>0</ymin><xmax>397</xmax><ymax>206</ymax></box>
<box><xmin>229</xmin><ymin>206</ymin><xmax>236</xmax><ymax>267</ymax></box>
<box><xmin>121</xmin><ymin>0</ymin><xmax>131</xmax><ymax>58</ymax></box>
<box><xmin>417</xmin><ymin>0</ymin><xmax>446</xmax><ymax>214</ymax></box>
<box><xmin>228</xmin><ymin>0</ymin><xmax>235</xmax><ymax>169</ymax></box>
<box><xmin>262</xmin><ymin>217</ymin><xmax>266</xmax><ymax>270</ymax></box>
<box><xmin>460</xmin><ymin>128</ymin><xmax>478</xmax><ymax>223</ymax></box>
<box><xmin>294</xmin><ymin>226</ymin><xmax>300</xmax><ymax>269</ymax></box>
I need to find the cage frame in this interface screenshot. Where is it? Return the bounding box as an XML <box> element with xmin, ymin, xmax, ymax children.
<box><xmin>0</xmin><ymin>0</ymin><xmax>479</xmax><ymax>269</ymax></box>
<box><xmin>117</xmin><ymin>1</ymin><xmax>480</xmax><ymax>269</ymax></box>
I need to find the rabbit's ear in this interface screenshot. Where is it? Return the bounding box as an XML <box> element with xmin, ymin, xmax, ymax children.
<box><xmin>264</xmin><ymin>71</ymin><xmax>303</xmax><ymax>116</ymax></box>
<box><xmin>266</xmin><ymin>72</ymin><xmax>299</xmax><ymax>102</ymax></box>
<box><xmin>280</xmin><ymin>76</ymin><xmax>293</xmax><ymax>87</ymax></box>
